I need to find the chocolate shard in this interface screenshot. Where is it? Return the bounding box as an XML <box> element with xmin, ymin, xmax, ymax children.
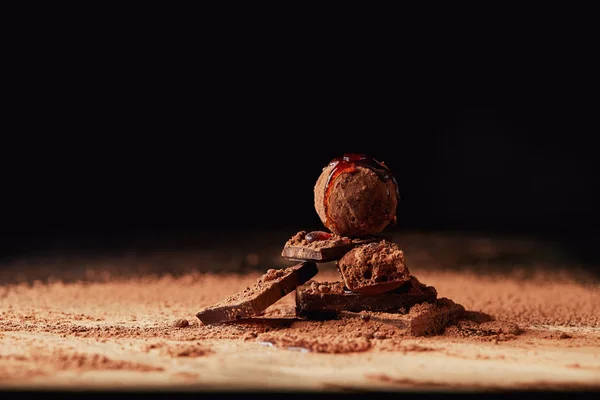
<box><xmin>338</xmin><ymin>297</ymin><xmax>465</xmax><ymax>337</ymax></box>
<box><xmin>295</xmin><ymin>276</ymin><xmax>437</xmax><ymax>319</ymax></box>
<box><xmin>196</xmin><ymin>261</ymin><xmax>318</xmax><ymax>325</ymax></box>
<box><xmin>281</xmin><ymin>230</ymin><xmax>388</xmax><ymax>263</ymax></box>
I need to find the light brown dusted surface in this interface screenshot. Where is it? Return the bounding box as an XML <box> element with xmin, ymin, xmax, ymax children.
<box><xmin>1</xmin><ymin>265</ymin><xmax>599</xmax><ymax>390</ymax></box>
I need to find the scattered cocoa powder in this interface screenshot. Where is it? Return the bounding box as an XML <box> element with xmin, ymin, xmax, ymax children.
<box><xmin>1</xmin><ymin>233</ymin><xmax>599</xmax><ymax>390</ymax></box>
<box><xmin>456</xmin><ymin>319</ymin><xmax>521</xmax><ymax>336</ymax></box>
<box><xmin>366</xmin><ymin>374</ymin><xmax>448</xmax><ymax>388</ymax></box>
<box><xmin>160</xmin><ymin>343</ymin><xmax>213</xmax><ymax>357</ymax></box>
<box><xmin>172</xmin><ymin>371</ymin><xmax>200</xmax><ymax>380</ymax></box>
<box><xmin>253</xmin><ymin>318</ymin><xmax>406</xmax><ymax>353</ymax></box>
<box><xmin>1</xmin><ymin>266</ymin><xmax>599</xmax><ymax>385</ymax></box>
<box><xmin>374</xmin><ymin>340</ymin><xmax>436</xmax><ymax>352</ymax></box>
<box><xmin>415</xmin><ymin>269</ymin><xmax>600</xmax><ymax>328</ymax></box>
<box><xmin>48</xmin><ymin>351</ymin><xmax>164</xmax><ymax>371</ymax></box>
<box><xmin>5</xmin><ymin>346</ymin><xmax>165</xmax><ymax>373</ymax></box>
<box><xmin>0</xmin><ymin>364</ymin><xmax>47</xmax><ymax>381</ymax></box>
<box><xmin>257</xmin><ymin>332</ymin><xmax>372</xmax><ymax>353</ymax></box>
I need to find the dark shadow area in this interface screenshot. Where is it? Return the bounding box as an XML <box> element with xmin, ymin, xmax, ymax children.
<box><xmin>1</xmin><ymin>33</ymin><xmax>598</xmax><ymax>284</ymax></box>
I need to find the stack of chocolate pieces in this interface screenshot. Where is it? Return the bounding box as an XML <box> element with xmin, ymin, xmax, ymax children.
<box><xmin>283</xmin><ymin>230</ymin><xmax>435</xmax><ymax>316</ymax></box>
<box><xmin>196</xmin><ymin>154</ymin><xmax>464</xmax><ymax>336</ymax></box>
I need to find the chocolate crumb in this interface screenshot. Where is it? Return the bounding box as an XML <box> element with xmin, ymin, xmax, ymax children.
<box><xmin>373</xmin><ymin>332</ymin><xmax>387</xmax><ymax>340</ymax></box>
<box><xmin>172</xmin><ymin>319</ymin><xmax>189</xmax><ymax>328</ymax></box>
<box><xmin>318</xmin><ymin>285</ymin><xmax>330</xmax><ymax>294</ymax></box>
<box><xmin>260</xmin><ymin>269</ymin><xmax>284</xmax><ymax>283</ymax></box>
<box><xmin>559</xmin><ymin>332</ymin><xmax>572</xmax><ymax>339</ymax></box>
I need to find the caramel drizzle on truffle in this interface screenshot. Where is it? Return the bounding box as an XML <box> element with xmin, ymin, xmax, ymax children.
<box><xmin>323</xmin><ymin>153</ymin><xmax>400</xmax><ymax>233</ymax></box>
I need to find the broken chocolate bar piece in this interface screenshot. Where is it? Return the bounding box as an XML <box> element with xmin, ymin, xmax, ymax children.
<box><xmin>196</xmin><ymin>261</ymin><xmax>318</xmax><ymax>325</ymax></box>
<box><xmin>339</xmin><ymin>297</ymin><xmax>465</xmax><ymax>336</ymax></box>
<box><xmin>281</xmin><ymin>230</ymin><xmax>388</xmax><ymax>263</ymax></box>
<box><xmin>338</xmin><ymin>240</ymin><xmax>410</xmax><ymax>295</ymax></box>
<box><xmin>295</xmin><ymin>276</ymin><xmax>437</xmax><ymax>319</ymax></box>
<box><xmin>403</xmin><ymin>297</ymin><xmax>465</xmax><ymax>336</ymax></box>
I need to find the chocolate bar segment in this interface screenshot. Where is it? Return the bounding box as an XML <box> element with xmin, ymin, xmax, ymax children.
<box><xmin>295</xmin><ymin>276</ymin><xmax>437</xmax><ymax>319</ymax></box>
<box><xmin>197</xmin><ymin>261</ymin><xmax>318</xmax><ymax>325</ymax></box>
<box><xmin>281</xmin><ymin>230</ymin><xmax>388</xmax><ymax>263</ymax></box>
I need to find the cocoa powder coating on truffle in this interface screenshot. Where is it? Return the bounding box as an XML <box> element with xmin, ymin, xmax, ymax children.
<box><xmin>338</xmin><ymin>240</ymin><xmax>410</xmax><ymax>295</ymax></box>
<box><xmin>314</xmin><ymin>155</ymin><xmax>399</xmax><ymax>237</ymax></box>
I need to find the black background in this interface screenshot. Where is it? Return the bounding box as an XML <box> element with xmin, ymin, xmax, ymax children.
<box><xmin>1</xmin><ymin>29</ymin><xmax>598</xmax><ymax>265</ymax></box>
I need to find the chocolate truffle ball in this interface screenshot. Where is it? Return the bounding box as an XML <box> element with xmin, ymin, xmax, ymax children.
<box><xmin>314</xmin><ymin>154</ymin><xmax>399</xmax><ymax>237</ymax></box>
<box><xmin>338</xmin><ymin>240</ymin><xmax>410</xmax><ymax>295</ymax></box>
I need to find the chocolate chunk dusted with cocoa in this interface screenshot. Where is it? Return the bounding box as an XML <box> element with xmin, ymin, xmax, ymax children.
<box><xmin>338</xmin><ymin>240</ymin><xmax>410</xmax><ymax>295</ymax></box>
<box><xmin>281</xmin><ymin>230</ymin><xmax>385</xmax><ymax>263</ymax></box>
<box><xmin>196</xmin><ymin>262</ymin><xmax>318</xmax><ymax>325</ymax></box>
<box><xmin>408</xmin><ymin>298</ymin><xmax>465</xmax><ymax>336</ymax></box>
<box><xmin>295</xmin><ymin>276</ymin><xmax>437</xmax><ymax>319</ymax></box>
<box><xmin>339</xmin><ymin>297</ymin><xmax>465</xmax><ymax>337</ymax></box>
<box><xmin>314</xmin><ymin>154</ymin><xmax>399</xmax><ymax>237</ymax></box>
